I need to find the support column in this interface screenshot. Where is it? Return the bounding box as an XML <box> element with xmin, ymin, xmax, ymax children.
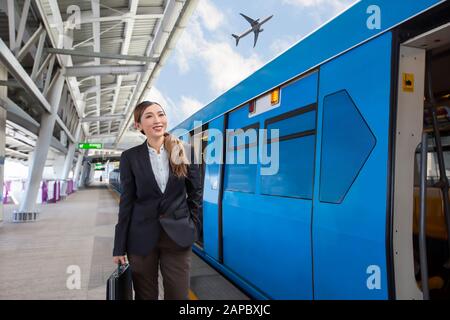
<box><xmin>0</xmin><ymin>65</ymin><xmax>7</xmax><ymax>223</ymax></box>
<box><xmin>18</xmin><ymin>71</ymin><xmax>65</xmax><ymax>214</ymax></box>
<box><xmin>61</xmin><ymin>123</ymin><xmax>81</xmax><ymax>180</ymax></box>
<box><xmin>73</xmin><ymin>149</ymin><xmax>85</xmax><ymax>190</ymax></box>
<box><xmin>80</xmin><ymin>159</ymin><xmax>92</xmax><ymax>188</ymax></box>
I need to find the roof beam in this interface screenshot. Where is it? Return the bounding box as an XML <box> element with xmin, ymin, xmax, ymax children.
<box><xmin>0</xmin><ymin>80</ymin><xmax>22</xmax><ymax>88</ymax></box>
<box><xmin>0</xmin><ymin>0</ymin><xmax>38</xmax><ymax>59</ymax></box>
<box><xmin>7</xmin><ymin>0</ymin><xmax>16</xmax><ymax>51</ymax></box>
<box><xmin>63</xmin><ymin>64</ymin><xmax>146</xmax><ymax>77</ymax></box>
<box><xmin>81</xmin><ymin>115</ymin><xmax>125</xmax><ymax>123</ymax></box>
<box><xmin>5</xmin><ymin>148</ymin><xmax>29</xmax><ymax>159</ymax></box>
<box><xmin>80</xmin><ymin>82</ymin><xmax>136</xmax><ymax>94</ymax></box>
<box><xmin>116</xmin><ymin>0</ymin><xmax>190</xmax><ymax>144</ymax></box>
<box><xmin>110</xmin><ymin>0</ymin><xmax>139</xmax><ymax>135</ymax></box>
<box><xmin>35</xmin><ymin>0</ymin><xmax>87</xmax><ymax>139</ymax></box>
<box><xmin>0</xmin><ymin>38</ymin><xmax>52</xmax><ymax>113</ymax></box>
<box><xmin>56</xmin><ymin>115</ymin><xmax>75</xmax><ymax>143</ymax></box>
<box><xmin>57</xmin><ymin>6</ymin><xmax>164</xmax><ymax>25</ymax></box>
<box><xmin>91</xmin><ymin>0</ymin><xmax>101</xmax><ymax>135</ymax></box>
<box><xmin>15</xmin><ymin>0</ymin><xmax>31</xmax><ymax>56</ymax></box>
<box><xmin>18</xmin><ymin>24</ymin><xmax>45</xmax><ymax>61</ymax></box>
<box><xmin>3</xmin><ymin>99</ymin><xmax>67</xmax><ymax>154</ymax></box>
<box><xmin>44</xmin><ymin>48</ymin><xmax>158</xmax><ymax>63</ymax></box>
<box><xmin>47</xmin><ymin>0</ymin><xmax>64</xmax><ymax>36</ymax></box>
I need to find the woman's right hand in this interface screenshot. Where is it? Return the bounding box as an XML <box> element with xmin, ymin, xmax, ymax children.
<box><xmin>113</xmin><ymin>256</ymin><xmax>127</xmax><ymax>265</ymax></box>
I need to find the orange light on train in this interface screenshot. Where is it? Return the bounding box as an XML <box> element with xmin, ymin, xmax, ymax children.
<box><xmin>271</xmin><ymin>88</ymin><xmax>280</xmax><ymax>105</ymax></box>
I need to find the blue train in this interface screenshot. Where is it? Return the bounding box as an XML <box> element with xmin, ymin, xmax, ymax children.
<box><xmin>116</xmin><ymin>0</ymin><xmax>450</xmax><ymax>299</ymax></box>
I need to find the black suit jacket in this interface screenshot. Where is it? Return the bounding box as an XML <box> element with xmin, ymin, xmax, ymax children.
<box><xmin>113</xmin><ymin>140</ymin><xmax>203</xmax><ymax>257</ymax></box>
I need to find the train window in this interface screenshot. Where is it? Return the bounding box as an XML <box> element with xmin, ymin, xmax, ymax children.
<box><xmin>319</xmin><ymin>90</ymin><xmax>376</xmax><ymax>204</ymax></box>
<box><xmin>261</xmin><ymin>105</ymin><xmax>317</xmax><ymax>199</ymax></box>
<box><xmin>414</xmin><ymin>134</ymin><xmax>450</xmax><ymax>185</ymax></box>
<box><xmin>224</xmin><ymin>123</ymin><xmax>259</xmax><ymax>193</ymax></box>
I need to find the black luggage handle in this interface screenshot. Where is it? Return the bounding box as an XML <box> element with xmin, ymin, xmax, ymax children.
<box><xmin>117</xmin><ymin>260</ymin><xmax>128</xmax><ymax>274</ymax></box>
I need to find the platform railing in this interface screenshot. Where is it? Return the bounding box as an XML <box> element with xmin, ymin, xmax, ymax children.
<box><xmin>2</xmin><ymin>179</ymin><xmax>76</xmax><ymax>222</ymax></box>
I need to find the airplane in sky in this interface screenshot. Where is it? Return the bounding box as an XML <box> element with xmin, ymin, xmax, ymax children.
<box><xmin>232</xmin><ymin>13</ymin><xmax>274</xmax><ymax>47</ymax></box>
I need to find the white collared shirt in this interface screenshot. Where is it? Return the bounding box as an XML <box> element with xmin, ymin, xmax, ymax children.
<box><xmin>147</xmin><ymin>142</ymin><xmax>170</xmax><ymax>193</ymax></box>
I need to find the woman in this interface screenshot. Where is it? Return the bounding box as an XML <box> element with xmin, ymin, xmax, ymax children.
<box><xmin>112</xmin><ymin>101</ymin><xmax>202</xmax><ymax>300</ymax></box>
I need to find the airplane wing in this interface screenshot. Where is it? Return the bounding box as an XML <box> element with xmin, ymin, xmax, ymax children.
<box><xmin>253</xmin><ymin>30</ymin><xmax>259</xmax><ymax>47</ymax></box>
<box><xmin>240</xmin><ymin>13</ymin><xmax>257</xmax><ymax>26</ymax></box>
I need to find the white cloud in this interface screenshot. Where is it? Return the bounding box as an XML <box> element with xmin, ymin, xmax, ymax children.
<box><xmin>175</xmin><ymin>5</ymin><xmax>264</xmax><ymax>95</ymax></box>
<box><xmin>174</xmin><ymin>15</ymin><xmax>204</xmax><ymax>74</ymax></box>
<box><xmin>283</xmin><ymin>0</ymin><xmax>355</xmax><ymax>10</ymax></box>
<box><xmin>179</xmin><ymin>96</ymin><xmax>204</xmax><ymax>118</ymax></box>
<box><xmin>196</xmin><ymin>0</ymin><xmax>225</xmax><ymax>31</ymax></box>
<box><xmin>283</xmin><ymin>0</ymin><xmax>358</xmax><ymax>23</ymax></box>
<box><xmin>201</xmin><ymin>42</ymin><xmax>262</xmax><ymax>94</ymax></box>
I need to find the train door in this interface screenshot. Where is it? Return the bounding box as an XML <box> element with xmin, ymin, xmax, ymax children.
<box><xmin>222</xmin><ymin>72</ymin><xmax>318</xmax><ymax>299</ymax></box>
<box><xmin>312</xmin><ymin>32</ymin><xmax>393</xmax><ymax>299</ymax></box>
<box><xmin>201</xmin><ymin>116</ymin><xmax>225</xmax><ymax>260</ymax></box>
<box><xmin>394</xmin><ymin>22</ymin><xmax>450</xmax><ymax>300</ymax></box>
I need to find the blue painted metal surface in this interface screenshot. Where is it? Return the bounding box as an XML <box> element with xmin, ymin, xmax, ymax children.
<box><xmin>172</xmin><ymin>0</ymin><xmax>443</xmax><ymax>134</ymax></box>
<box><xmin>266</xmin><ymin>109</ymin><xmax>316</xmax><ymax>138</ymax></box>
<box><xmin>222</xmin><ymin>191</ymin><xmax>314</xmax><ymax>299</ymax></box>
<box><xmin>224</xmin><ymin>107</ymin><xmax>259</xmax><ymax>193</ymax></box>
<box><xmin>221</xmin><ymin>73</ymin><xmax>318</xmax><ymax>299</ymax></box>
<box><xmin>202</xmin><ymin>116</ymin><xmax>225</xmax><ymax>260</ymax></box>
<box><xmin>261</xmin><ymin>135</ymin><xmax>316</xmax><ymax>199</ymax></box>
<box><xmin>319</xmin><ymin>90</ymin><xmax>376</xmax><ymax>203</ymax></box>
<box><xmin>312</xmin><ymin>32</ymin><xmax>392</xmax><ymax>299</ymax></box>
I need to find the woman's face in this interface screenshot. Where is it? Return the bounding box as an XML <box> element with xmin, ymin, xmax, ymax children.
<box><xmin>136</xmin><ymin>104</ymin><xmax>167</xmax><ymax>139</ymax></box>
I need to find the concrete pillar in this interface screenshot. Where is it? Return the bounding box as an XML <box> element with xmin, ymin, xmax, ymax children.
<box><xmin>0</xmin><ymin>65</ymin><xmax>7</xmax><ymax>223</ymax></box>
<box><xmin>80</xmin><ymin>159</ymin><xmax>93</xmax><ymax>188</ymax></box>
<box><xmin>61</xmin><ymin>123</ymin><xmax>81</xmax><ymax>180</ymax></box>
<box><xmin>19</xmin><ymin>71</ymin><xmax>65</xmax><ymax>213</ymax></box>
<box><xmin>73</xmin><ymin>149</ymin><xmax>85</xmax><ymax>190</ymax></box>
<box><xmin>79</xmin><ymin>160</ymin><xmax>88</xmax><ymax>188</ymax></box>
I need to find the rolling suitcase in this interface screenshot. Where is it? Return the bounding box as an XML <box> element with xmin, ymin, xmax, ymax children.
<box><xmin>106</xmin><ymin>263</ymin><xmax>133</xmax><ymax>300</ymax></box>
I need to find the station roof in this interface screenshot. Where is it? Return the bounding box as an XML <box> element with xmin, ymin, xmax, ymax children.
<box><xmin>0</xmin><ymin>0</ymin><xmax>197</xmax><ymax>165</ymax></box>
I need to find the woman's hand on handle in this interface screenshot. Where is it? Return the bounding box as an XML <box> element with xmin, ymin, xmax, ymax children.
<box><xmin>113</xmin><ymin>255</ymin><xmax>127</xmax><ymax>265</ymax></box>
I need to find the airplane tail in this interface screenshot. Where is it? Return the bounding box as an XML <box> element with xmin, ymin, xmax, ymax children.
<box><xmin>232</xmin><ymin>34</ymin><xmax>240</xmax><ymax>46</ymax></box>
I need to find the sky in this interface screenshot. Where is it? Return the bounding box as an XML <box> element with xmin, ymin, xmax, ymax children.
<box><xmin>144</xmin><ymin>0</ymin><xmax>359</xmax><ymax>130</ymax></box>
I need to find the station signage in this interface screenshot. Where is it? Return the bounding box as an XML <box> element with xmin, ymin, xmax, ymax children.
<box><xmin>78</xmin><ymin>143</ymin><xmax>103</xmax><ymax>149</ymax></box>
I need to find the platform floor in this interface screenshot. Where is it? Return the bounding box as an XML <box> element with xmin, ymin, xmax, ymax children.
<box><xmin>0</xmin><ymin>183</ymin><xmax>248</xmax><ymax>300</ymax></box>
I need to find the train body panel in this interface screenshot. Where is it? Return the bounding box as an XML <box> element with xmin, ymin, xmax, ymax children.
<box><xmin>221</xmin><ymin>73</ymin><xmax>318</xmax><ymax>299</ymax></box>
<box><xmin>202</xmin><ymin>116</ymin><xmax>225</xmax><ymax>261</ymax></box>
<box><xmin>312</xmin><ymin>31</ymin><xmax>393</xmax><ymax>299</ymax></box>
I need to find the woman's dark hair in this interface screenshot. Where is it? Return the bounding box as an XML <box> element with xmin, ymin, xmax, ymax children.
<box><xmin>133</xmin><ymin>101</ymin><xmax>189</xmax><ymax>177</ymax></box>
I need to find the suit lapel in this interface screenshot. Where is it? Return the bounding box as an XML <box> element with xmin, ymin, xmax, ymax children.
<box><xmin>139</xmin><ymin>140</ymin><xmax>162</xmax><ymax>196</ymax></box>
